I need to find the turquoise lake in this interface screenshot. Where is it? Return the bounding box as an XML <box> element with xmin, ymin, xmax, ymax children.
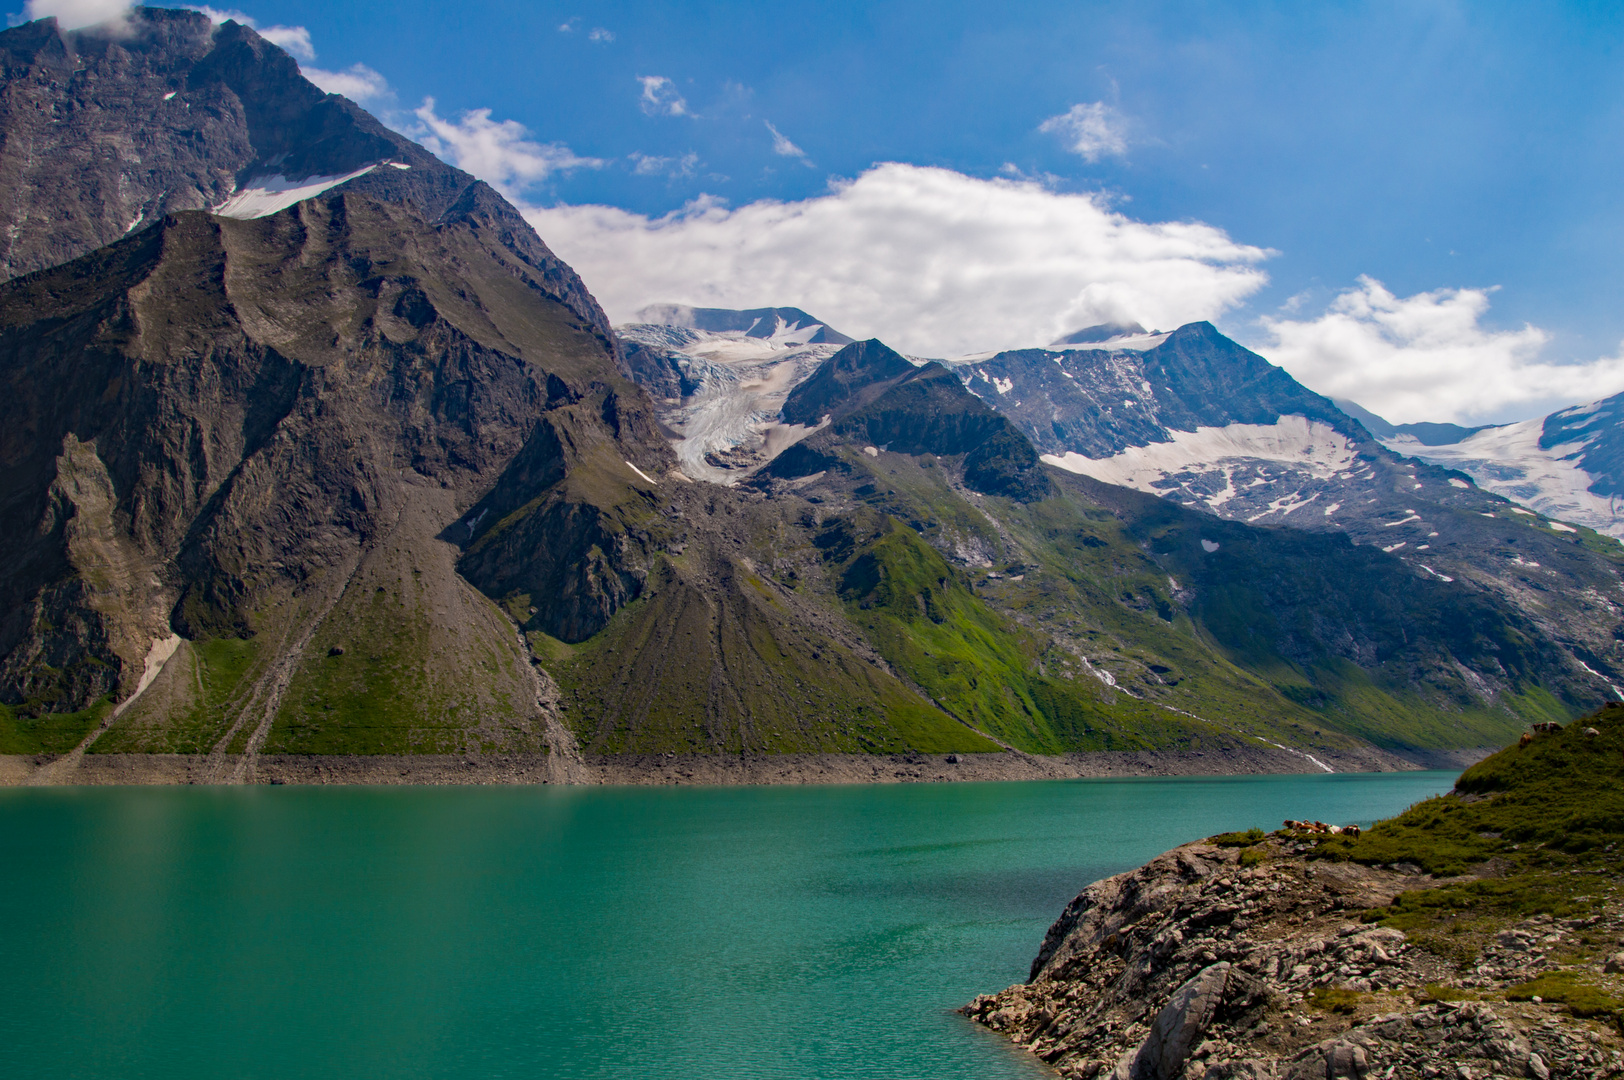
<box><xmin>0</xmin><ymin>772</ymin><xmax>1454</xmax><ymax>1079</ymax></box>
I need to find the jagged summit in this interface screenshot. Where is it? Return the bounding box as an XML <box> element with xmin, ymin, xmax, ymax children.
<box><xmin>634</xmin><ymin>303</ymin><xmax>854</xmax><ymax>345</ymax></box>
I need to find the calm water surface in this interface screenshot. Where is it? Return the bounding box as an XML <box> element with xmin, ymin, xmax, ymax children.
<box><xmin>0</xmin><ymin>771</ymin><xmax>1453</xmax><ymax>1079</ymax></box>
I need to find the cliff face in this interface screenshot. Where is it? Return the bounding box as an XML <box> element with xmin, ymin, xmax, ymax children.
<box><xmin>0</xmin><ymin>191</ymin><xmax>664</xmax><ymax>765</ymax></box>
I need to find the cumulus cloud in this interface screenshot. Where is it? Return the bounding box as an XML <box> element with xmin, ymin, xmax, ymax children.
<box><xmin>1039</xmin><ymin>101</ymin><xmax>1129</xmax><ymax>162</ymax></box>
<box><xmin>519</xmin><ymin>163</ymin><xmax>1271</xmax><ymax>356</ymax></box>
<box><xmin>638</xmin><ymin>76</ymin><xmax>690</xmax><ymax>117</ymax></box>
<box><xmin>588</xmin><ymin>27</ymin><xmax>614</xmax><ymax>43</ymax></box>
<box><xmin>413</xmin><ymin>98</ymin><xmax>603</xmax><ymax>195</ymax></box>
<box><xmin>305</xmin><ymin>63</ymin><xmax>389</xmax><ymax>103</ymax></box>
<box><xmin>1258</xmin><ymin>276</ymin><xmax>1624</xmax><ymax>424</ymax></box>
<box><xmin>25</xmin><ymin>0</ymin><xmax>131</xmax><ymax>29</ymax></box>
<box><xmin>765</xmin><ymin>121</ymin><xmax>812</xmax><ymax>166</ymax></box>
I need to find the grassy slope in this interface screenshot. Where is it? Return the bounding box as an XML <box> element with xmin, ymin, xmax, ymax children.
<box><xmin>551</xmin><ymin>553</ymin><xmax>1000</xmax><ymax>755</ymax></box>
<box><xmin>822</xmin><ymin>445</ymin><xmax>1529</xmax><ymax>756</ymax></box>
<box><xmin>1265</xmin><ymin>707</ymin><xmax>1624</xmax><ymax>1020</ymax></box>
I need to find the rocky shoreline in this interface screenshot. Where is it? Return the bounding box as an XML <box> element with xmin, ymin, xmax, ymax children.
<box><xmin>965</xmin><ymin>830</ymin><xmax>1624</xmax><ymax>1078</ymax></box>
<box><xmin>0</xmin><ymin>740</ymin><xmax>1432</xmax><ymax>786</ymax></box>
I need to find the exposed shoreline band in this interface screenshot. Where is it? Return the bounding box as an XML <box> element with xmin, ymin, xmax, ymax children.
<box><xmin>0</xmin><ymin>742</ymin><xmax>1486</xmax><ymax>787</ymax></box>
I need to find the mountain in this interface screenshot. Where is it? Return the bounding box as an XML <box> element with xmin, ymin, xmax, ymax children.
<box><xmin>609</xmin><ymin>324</ymin><xmax>1602</xmax><ymax>759</ymax></box>
<box><xmin>0</xmin><ymin>11</ymin><xmax>1612</xmax><ymax>774</ymax></box>
<box><xmin>1369</xmin><ymin>394</ymin><xmax>1624</xmax><ymax>539</ymax></box>
<box><xmin>937</xmin><ymin>324</ymin><xmax>1624</xmax><ymax>704</ymax></box>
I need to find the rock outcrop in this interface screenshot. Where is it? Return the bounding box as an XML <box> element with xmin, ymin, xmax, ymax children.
<box><xmin>966</xmin><ymin>833</ymin><xmax>1624</xmax><ymax>1078</ymax></box>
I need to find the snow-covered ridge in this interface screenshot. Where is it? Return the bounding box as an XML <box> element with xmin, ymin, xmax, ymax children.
<box><xmin>212</xmin><ymin>163</ymin><xmax>395</xmax><ymax>219</ymax></box>
<box><xmin>1386</xmin><ymin>418</ymin><xmax>1624</xmax><ymax>538</ymax></box>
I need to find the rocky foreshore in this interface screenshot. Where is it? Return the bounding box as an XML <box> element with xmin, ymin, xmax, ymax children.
<box><xmin>964</xmin><ymin>831</ymin><xmax>1624</xmax><ymax>1079</ymax></box>
<box><xmin>0</xmin><ymin>740</ymin><xmax>1424</xmax><ymax>786</ymax></box>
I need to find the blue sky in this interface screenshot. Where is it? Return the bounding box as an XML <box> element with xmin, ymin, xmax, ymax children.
<box><xmin>29</xmin><ymin>1</ymin><xmax>1624</xmax><ymax>423</ymax></box>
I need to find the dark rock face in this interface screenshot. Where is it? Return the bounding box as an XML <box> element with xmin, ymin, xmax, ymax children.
<box><xmin>780</xmin><ymin>338</ymin><xmax>918</xmax><ymax>426</ymax></box>
<box><xmin>961</xmin><ymin>323</ymin><xmax>1350</xmax><ymax>461</ymax></box>
<box><xmin>0</xmin><ymin>192</ymin><xmax>662</xmax><ymax>737</ymax></box>
<box><xmin>773</xmin><ymin>340</ymin><xmax>1052</xmax><ymax>500</ymax></box>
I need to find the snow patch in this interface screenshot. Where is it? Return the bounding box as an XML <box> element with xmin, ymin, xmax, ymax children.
<box><xmin>1382</xmin><ymin>542</ymin><xmax>1405</xmax><ymax>552</ymax></box>
<box><xmin>1060</xmin><ymin>332</ymin><xmax>1172</xmax><ymax>352</ymax></box>
<box><xmin>625</xmin><ymin>461</ymin><xmax>657</xmax><ymax>485</ymax></box>
<box><xmin>863</xmin><ymin>446</ymin><xmax>879</xmax><ymax>457</ymax></box>
<box><xmin>992</xmin><ymin>376</ymin><xmax>1014</xmax><ymax>395</ymax></box>
<box><xmin>1200</xmin><ymin>539</ymin><xmax>1220</xmax><ymax>553</ymax></box>
<box><xmin>124</xmin><ymin>210</ymin><xmax>144</xmax><ymax>234</ymax></box>
<box><xmin>1387</xmin><ymin>417</ymin><xmax>1624</xmax><ymax>538</ymax></box>
<box><xmin>163</xmin><ymin>91</ymin><xmax>176</xmax><ymax>100</ymax></box>
<box><xmin>1550</xmin><ymin>522</ymin><xmax>1577</xmax><ymax>533</ymax></box>
<box><xmin>1040</xmin><ymin>416</ymin><xmax>1359</xmax><ymax>512</ymax></box>
<box><xmin>213</xmin><ymin>165</ymin><xmax>379</xmax><ymax>219</ymax></box>
<box><xmin>1449</xmin><ymin>478</ymin><xmax>1470</xmax><ymax>488</ymax></box>
<box><xmin>1574</xmin><ymin>657</ymin><xmax>1624</xmax><ymax>700</ymax></box>
<box><xmin>1419</xmin><ymin>565</ymin><xmax>1454</xmax><ymax>582</ymax></box>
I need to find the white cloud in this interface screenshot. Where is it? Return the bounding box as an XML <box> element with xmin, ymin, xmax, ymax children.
<box><xmin>764</xmin><ymin>121</ymin><xmax>812</xmax><ymax>166</ymax></box>
<box><xmin>305</xmin><ymin>63</ymin><xmax>390</xmax><ymax>103</ymax></box>
<box><xmin>254</xmin><ymin>24</ymin><xmax>314</xmax><ymax>61</ymax></box>
<box><xmin>630</xmin><ymin>152</ymin><xmax>698</xmax><ymax>178</ymax></box>
<box><xmin>1258</xmin><ymin>276</ymin><xmax>1624</xmax><ymax>424</ymax></box>
<box><xmin>518</xmin><ymin>162</ymin><xmax>1271</xmax><ymax>356</ymax></box>
<box><xmin>558</xmin><ymin>17</ymin><xmax>578</xmax><ymax>32</ymax></box>
<box><xmin>1039</xmin><ymin>102</ymin><xmax>1129</xmax><ymax>162</ymax></box>
<box><xmin>638</xmin><ymin>76</ymin><xmax>690</xmax><ymax>117</ymax></box>
<box><xmin>24</xmin><ymin>0</ymin><xmax>130</xmax><ymax>29</ymax></box>
<box><xmin>588</xmin><ymin>27</ymin><xmax>614</xmax><ymax>43</ymax></box>
<box><xmin>412</xmin><ymin>98</ymin><xmax>603</xmax><ymax>195</ymax></box>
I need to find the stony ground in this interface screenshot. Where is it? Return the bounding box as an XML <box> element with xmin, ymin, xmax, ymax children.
<box><xmin>965</xmin><ymin>831</ymin><xmax>1624</xmax><ymax>1079</ymax></box>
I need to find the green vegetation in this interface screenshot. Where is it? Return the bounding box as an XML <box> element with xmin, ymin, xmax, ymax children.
<box><xmin>0</xmin><ymin>696</ymin><xmax>112</xmax><ymax>754</ymax></box>
<box><xmin>554</xmin><ymin>555</ymin><xmax>1001</xmax><ymax>756</ymax></box>
<box><xmin>95</xmin><ymin>637</ymin><xmax>263</xmax><ymax>753</ymax></box>
<box><xmin>1292</xmin><ymin>706</ymin><xmax>1624</xmax><ymax>991</ymax></box>
<box><xmin>1505</xmin><ymin>971</ymin><xmax>1624</xmax><ymax>1026</ymax></box>
<box><xmin>825</xmin><ymin>513</ymin><xmax>1228</xmax><ymax>753</ymax></box>
<box><xmin>1320</xmin><ymin>704</ymin><xmax>1624</xmax><ymax>872</ymax></box>
<box><xmin>1210</xmin><ymin>827</ymin><xmax>1268</xmax><ymax>847</ymax></box>
<box><xmin>1308</xmin><ymin>985</ymin><xmax>1362</xmax><ymax>1014</ymax></box>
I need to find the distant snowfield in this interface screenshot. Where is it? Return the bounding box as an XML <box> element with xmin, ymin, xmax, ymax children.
<box><xmin>1041</xmin><ymin>416</ymin><xmax>1360</xmax><ymax>509</ymax></box>
<box><xmin>212</xmin><ymin>165</ymin><xmax>379</xmax><ymax>219</ymax></box>
<box><xmin>1386</xmin><ymin>422</ymin><xmax>1624</xmax><ymax>538</ymax></box>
